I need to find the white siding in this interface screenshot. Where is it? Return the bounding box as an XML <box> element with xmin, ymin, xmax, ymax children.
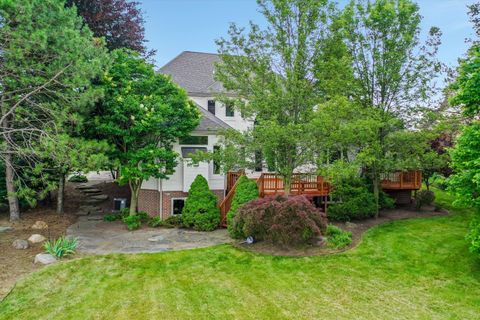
<box><xmin>190</xmin><ymin>96</ymin><xmax>253</xmax><ymax>132</ymax></box>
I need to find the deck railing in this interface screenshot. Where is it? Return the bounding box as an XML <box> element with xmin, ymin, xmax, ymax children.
<box><xmin>380</xmin><ymin>170</ymin><xmax>422</xmax><ymax>190</ymax></box>
<box><xmin>257</xmin><ymin>173</ymin><xmax>330</xmax><ymax>197</ymax></box>
<box><xmin>219</xmin><ymin>172</ymin><xmax>245</xmax><ymax>227</ymax></box>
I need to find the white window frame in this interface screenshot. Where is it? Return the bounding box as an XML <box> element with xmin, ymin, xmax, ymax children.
<box><xmin>171</xmin><ymin>197</ymin><xmax>186</xmax><ymax>215</ymax></box>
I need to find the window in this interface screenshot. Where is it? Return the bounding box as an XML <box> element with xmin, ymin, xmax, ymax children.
<box><xmin>226</xmin><ymin>103</ymin><xmax>235</xmax><ymax>117</ymax></box>
<box><xmin>171</xmin><ymin>198</ymin><xmax>185</xmax><ymax>215</ymax></box>
<box><xmin>254</xmin><ymin>150</ymin><xmax>263</xmax><ymax>172</ymax></box>
<box><xmin>208</xmin><ymin>100</ymin><xmax>216</xmax><ymax>115</ymax></box>
<box><xmin>213</xmin><ymin>146</ymin><xmax>221</xmax><ymax>174</ymax></box>
<box><xmin>181</xmin><ymin>147</ymin><xmax>207</xmax><ymax>158</ymax></box>
<box><xmin>179</xmin><ymin>135</ymin><xmax>208</xmax><ymax>145</ymax></box>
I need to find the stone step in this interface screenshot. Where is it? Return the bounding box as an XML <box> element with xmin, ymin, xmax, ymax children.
<box><xmin>87</xmin><ymin>215</ymin><xmax>104</xmax><ymax>221</ymax></box>
<box><xmin>76</xmin><ymin>184</ymin><xmax>92</xmax><ymax>190</ymax></box>
<box><xmin>89</xmin><ymin>194</ymin><xmax>108</xmax><ymax>201</ymax></box>
<box><xmin>85</xmin><ymin>198</ymin><xmax>107</xmax><ymax>205</ymax></box>
<box><xmin>76</xmin><ymin>205</ymin><xmax>102</xmax><ymax>216</ymax></box>
<box><xmin>81</xmin><ymin>188</ymin><xmax>102</xmax><ymax>194</ymax></box>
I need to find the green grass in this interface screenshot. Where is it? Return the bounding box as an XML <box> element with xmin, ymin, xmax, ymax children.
<box><xmin>1</xmin><ymin>189</ymin><xmax>479</xmax><ymax>319</ymax></box>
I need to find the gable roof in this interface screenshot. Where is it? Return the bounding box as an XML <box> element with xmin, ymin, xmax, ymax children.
<box><xmin>160</xmin><ymin>51</ymin><xmax>224</xmax><ymax>95</ymax></box>
<box><xmin>194</xmin><ymin>101</ymin><xmax>232</xmax><ymax>132</ymax></box>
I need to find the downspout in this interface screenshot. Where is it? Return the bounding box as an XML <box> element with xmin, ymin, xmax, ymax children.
<box><xmin>158</xmin><ymin>178</ymin><xmax>163</xmax><ymax>219</ymax></box>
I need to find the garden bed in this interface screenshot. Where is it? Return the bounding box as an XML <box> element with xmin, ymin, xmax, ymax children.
<box><xmin>0</xmin><ymin>183</ymin><xmax>84</xmax><ymax>299</ymax></box>
<box><xmin>234</xmin><ymin>205</ymin><xmax>448</xmax><ymax>257</ymax></box>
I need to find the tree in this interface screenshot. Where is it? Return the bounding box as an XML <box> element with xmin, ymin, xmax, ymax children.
<box><xmin>182</xmin><ymin>175</ymin><xmax>220</xmax><ymax>231</ymax></box>
<box><xmin>226</xmin><ymin>175</ymin><xmax>259</xmax><ymax>237</ymax></box>
<box><xmin>95</xmin><ymin>50</ymin><xmax>199</xmax><ymax>215</ymax></box>
<box><xmin>448</xmin><ymin>3</ymin><xmax>480</xmax><ymax>256</ymax></box>
<box><xmin>341</xmin><ymin>0</ymin><xmax>442</xmax><ymax>216</ymax></box>
<box><xmin>215</xmin><ymin>0</ymin><xmax>343</xmax><ymax>194</ymax></box>
<box><xmin>0</xmin><ymin>0</ymin><xmax>107</xmax><ymax>221</ymax></box>
<box><xmin>66</xmin><ymin>0</ymin><xmax>149</xmax><ymax>54</ymax></box>
<box><xmin>36</xmin><ymin>134</ymin><xmax>110</xmax><ymax>214</ymax></box>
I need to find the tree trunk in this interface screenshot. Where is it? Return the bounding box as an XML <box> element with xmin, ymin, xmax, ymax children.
<box><xmin>5</xmin><ymin>153</ymin><xmax>20</xmax><ymax>221</ymax></box>
<box><xmin>129</xmin><ymin>180</ymin><xmax>141</xmax><ymax>216</ymax></box>
<box><xmin>373</xmin><ymin>171</ymin><xmax>380</xmax><ymax>219</ymax></box>
<box><xmin>56</xmin><ymin>173</ymin><xmax>65</xmax><ymax>214</ymax></box>
<box><xmin>283</xmin><ymin>174</ymin><xmax>292</xmax><ymax>196</ymax></box>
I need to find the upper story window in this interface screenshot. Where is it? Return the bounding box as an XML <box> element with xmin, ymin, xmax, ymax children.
<box><xmin>179</xmin><ymin>136</ymin><xmax>208</xmax><ymax>145</ymax></box>
<box><xmin>208</xmin><ymin>100</ymin><xmax>216</xmax><ymax>115</ymax></box>
<box><xmin>226</xmin><ymin>103</ymin><xmax>235</xmax><ymax>117</ymax></box>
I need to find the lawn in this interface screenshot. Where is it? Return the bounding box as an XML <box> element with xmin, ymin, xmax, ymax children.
<box><xmin>1</xmin><ymin>190</ymin><xmax>479</xmax><ymax>319</ymax></box>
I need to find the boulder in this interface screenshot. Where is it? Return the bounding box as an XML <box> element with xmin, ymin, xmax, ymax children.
<box><xmin>28</xmin><ymin>234</ymin><xmax>46</xmax><ymax>243</ymax></box>
<box><xmin>31</xmin><ymin>220</ymin><xmax>48</xmax><ymax>230</ymax></box>
<box><xmin>345</xmin><ymin>222</ymin><xmax>357</xmax><ymax>229</ymax></box>
<box><xmin>12</xmin><ymin>239</ymin><xmax>29</xmax><ymax>249</ymax></box>
<box><xmin>34</xmin><ymin>253</ymin><xmax>57</xmax><ymax>265</ymax></box>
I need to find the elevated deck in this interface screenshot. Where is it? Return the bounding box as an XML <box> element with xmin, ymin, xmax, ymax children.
<box><xmin>380</xmin><ymin>171</ymin><xmax>422</xmax><ymax>190</ymax></box>
<box><xmin>219</xmin><ymin>172</ymin><xmax>330</xmax><ymax>226</ymax></box>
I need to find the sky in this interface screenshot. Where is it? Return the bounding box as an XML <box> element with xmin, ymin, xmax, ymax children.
<box><xmin>138</xmin><ymin>0</ymin><xmax>477</xmax><ymax>69</ymax></box>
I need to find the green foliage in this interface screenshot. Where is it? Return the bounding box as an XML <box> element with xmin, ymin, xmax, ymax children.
<box><xmin>214</xmin><ymin>1</ymin><xmax>347</xmax><ymax>190</ymax></box>
<box><xmin>103</xmin><ymin>213</ymin><xmax>122</xmax><ymax>222</ymax></box>
<box><xmin>44</xmin><ymin>237</ymin><xmax>78</xmax><ymax>258</ymax></box>
<box><xmin>148</xmin><ymin>215</ymin><xmax>183</xmax><ymax>228</ymax></box>
<box><xmin>466</xmin><ymin>212</ymin><xmax>480</xmax><ymax>255</ymax></box>
<box><xmin>122</xmin><ymin>215</ymin><xmax>142</xmax><ymax>231</ymax></box>
<box><xmin>233</xmin><ymin>195</ymin><xmax>328</xmax><ymax>246</ymax></box>
<box><xmin>227</xmin><ymin>176</ymin><xmax>259</xmax><ymax>237</ymax></box>
<box><xmin>325</xmin><ymin>225</ymin><xmax>352</xmax><ymax>249</ymax></box>
<box><xmin>415</xmin><ymin>190</ymin><xmax>436</xmax><ymax>210</ymax></box>
<box><xmin>182</xmin><ymin>175</ymin><xmax>220</xmax><ymax>231</ymax></box>
<box><xmin>68</xmin><ymin>175</ymin><xmax>88</xmax><ymax>183</ymax></box>
<box><xmin>328</xmin><ymin>179</ymin><xmax>377</xmax><ymax>221</ymax></box>
<box><xmin>95</xmin><ymin>49</ymin><xmax>200</xmax><ymax>215</ymax></box>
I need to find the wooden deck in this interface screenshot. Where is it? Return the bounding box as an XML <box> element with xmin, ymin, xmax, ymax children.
<box><xmin>219</xmin><ymin>172</ymin><xmax>330</xmax><ymax>227</ymax></box>
<box><xmin>380</xmin><ymin>171</ymin><xmax>422</xmax><ymax>190</ymax></box>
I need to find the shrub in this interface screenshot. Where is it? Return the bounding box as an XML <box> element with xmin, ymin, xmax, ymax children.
<box><xmin>44</xmin><ymin>236</ymin><xmax>78</xmax><ymax>258</ymax></box>
<box><xmin>328</xmin><ymin>179</ymin><xmax>394</xmax><ymax>221</ymax></box>
<box><xmin>227</xmin><ymin>176</ymin><xmax>259</xmax><ymax>238</ymax></box>
<box><xmin>182</xmin><ymin>175</ymin><xmax>220</xmax><ymax>231</ymax></box>
<box><xmin>165</xmin><ymin>215</ymin><xmax>183</xmax><ymax>226</ymax></box>
<box><xmin>68</xmin><ymin>174</ymin><xmax>88</xmax><ymax>183</ymax></box>
<box><xmin>148</xmin><ymin>215</ymin><xmax>182</xmax><ymax>228</ymax></box>
<box><xmin>104</xmin><ymin>213</ymin><xmax>122</xmax><ymax>221</ymax></box>
<box><xmin>122</xmin><ymin>215</ymin><xmax>142</xmax><ymax>230</ymax></box>
<box><xmin>136</xmin><ymin>211</ymin><xmax>150</xmax><ymax>222</ymax></box>
<box><xmin>233</xmin><ymin>195</ymin><xmax>327</xmax><ymax>246</ymax></box>
<box><xmin>325</xmin><ymin>225</ymin><xmax>352</xmax><ymax>249</ymax></box>
<box><xmin>415</xmin><ymin>190</ymin><xmax>435</xmax><ymax>209</ymax></box>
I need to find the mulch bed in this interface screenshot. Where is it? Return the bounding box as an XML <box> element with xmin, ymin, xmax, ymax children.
<box><xmin>234</xmin><ymin>205</ymin><xmax>449</xmax><ymax>257</ymax></box>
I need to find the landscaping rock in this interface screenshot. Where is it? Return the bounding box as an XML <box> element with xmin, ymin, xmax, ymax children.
<box><xmin>12</xmin><ymin>239</ymin><xmax>29</xmax><ymax>249</ymax></box>
<box><xmin>31</xmin><ymin>220</ymin><xmax>48</xmax><ymax>230</ymax></box>
<box><xmin>0</xmin><ymin>226</ymin><xmax>13</xmax><ymax>233</ymax></box>
<box><xmin>28</xmin><ymin>234</ymin><xmax>46</xmax><ymax>243</ymax></box>
<box><xmin>148</xmin><ymin>235</ymin><xmax>165</xmax><ymax>242</ymax></box>
<box><xmin>76</xmin><ymin>205</ymin><xmax>102</xmax><ymax>216</ymax></box>
<box><xmin>89</xmin><ymin>194</ymin><xmax>108</xmax><ymax>201</ymax></box>
<box><xmin>345</xmin><ymin>222</ymin><xmax>357</xmax><ymax>229</ymax></box>
<box><xmin>34</xmin><ymin>253</ymin><xmax>57</xmax><ymax>265</ymax></box>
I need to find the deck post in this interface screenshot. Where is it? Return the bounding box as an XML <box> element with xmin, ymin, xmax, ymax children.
<box><xmin>324</xmin><ymin>195</ymin><xmax>327</xmax><ymax>215</ymax></box>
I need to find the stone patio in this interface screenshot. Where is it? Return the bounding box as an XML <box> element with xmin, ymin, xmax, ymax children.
<box><xmin>66</xmin><ymin>216</ymin><xmax>231</xmax><ymax>254</ymax></box>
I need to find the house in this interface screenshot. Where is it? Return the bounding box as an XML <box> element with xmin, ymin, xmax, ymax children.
<box><xmin>138</xmin><ymin>51</ymin><xmax>254</xmax><ymax>218</ymax></box>
<box><xmin>138</xmin><ymin>51</ymin><xmax>422</xmax><ymax>221</ymax></box>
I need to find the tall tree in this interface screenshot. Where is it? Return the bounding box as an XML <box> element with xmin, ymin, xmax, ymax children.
<box><xmin>0</xmin><ymin>0</ymin><xmax>107</xmax><ymax>221</ymax></box>
<box><xmin>66</xmin><ymin>0</ymin><xmax>149</xmax><ymax>54</ymax></box>
<box><xmin>342</xmin><ymin>0</ymin><xmax>442</xmax><ymax>215</ymax></box>
<box><xmin>215</xmin><ymin>0</ymin><xmax>342</xmax><ymax>194</ymax></box>
<box><xmin>95</xmin><ymin>50</ymin><xmax>199</xmax><ymax>215</ymax></box>
<box><xmin>449</xmin><ymin>2</ymin><xmax>480</xmax><ymax>256</ymax></box>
